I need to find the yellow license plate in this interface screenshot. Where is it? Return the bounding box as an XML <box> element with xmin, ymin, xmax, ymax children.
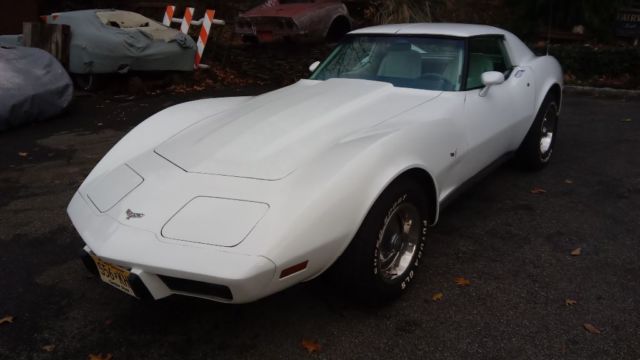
<box><xmin>91</xmin><ymin>255</ymin><xmax>136</xmax><ymax>297</ymax></box>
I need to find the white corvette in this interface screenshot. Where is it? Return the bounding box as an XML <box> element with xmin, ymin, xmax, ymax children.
<box><xmin>68</xmin><ymin>23</ymin><xmax>562</xmax><ymax>303</ymax></box>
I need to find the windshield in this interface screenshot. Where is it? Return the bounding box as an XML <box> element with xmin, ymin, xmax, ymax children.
<box><xmin>310</xmin><ymin>35</ymin><xmax>465</xmax><ymax>91</ymax></box>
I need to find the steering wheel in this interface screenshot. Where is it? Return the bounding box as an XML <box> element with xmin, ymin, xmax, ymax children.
<box><xmin>420</xmin><ymin>73</ymin><xmax>454</xmax><ymax>90</ymax></box>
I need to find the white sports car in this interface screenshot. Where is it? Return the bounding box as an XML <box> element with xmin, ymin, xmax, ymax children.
<box><xmin>68</xmin><ymin>23</ymin><xmax>562</xmax><ymax>303</ymax></box>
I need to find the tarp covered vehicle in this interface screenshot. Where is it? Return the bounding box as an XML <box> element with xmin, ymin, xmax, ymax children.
<box><xmin>0</xmin><ymin>45</ymin><xmax>73</xmax><ymax>130</ymax></box>
<box><xmin>43</xmin><ymin>10</ymin><xmax>196</xmax><ymax>74</ymax></box>
<box><xmin>236</xmin><ymin>0</ymin><xmax>351</xmax><ymax>43</ymax></box>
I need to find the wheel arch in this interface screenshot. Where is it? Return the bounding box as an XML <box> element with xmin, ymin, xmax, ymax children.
<box><xmin>319</xmin><ymin>165</ymin><xmax>440</xmax><ymax>283</ymax></box>
<box><xmin>547</xmin><ymin>83</ymin><xmax>562</xmax><ymax>111</ymax></box>
<box><xmin>392</xmin><ymin>168</ymin><xmax>439</xmax><ymax>226</ymax></box>
<box><xmin>307</xmin><ymin>162</ymin><xmax>441</xmax><ymax>280</ymax></box>
<box><xmin>325</xmin><ymin>15</ymin><xmax>351</xmax><ymax>42</ymax></box>
<box><xmin>528</xmin><ymin>55</ymin><xmax>564</xmax><ymax>115</ymax></box>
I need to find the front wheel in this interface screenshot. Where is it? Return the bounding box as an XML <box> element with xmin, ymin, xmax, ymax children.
<box><xmin>517</xmin><ymin>93</ymin><xmax>560</xmax><ymax>170</ymax></box>
<box><xmin>334</xmin><ymin>177</ymin><xmax>429</xmax><ymax>301</ymax></box>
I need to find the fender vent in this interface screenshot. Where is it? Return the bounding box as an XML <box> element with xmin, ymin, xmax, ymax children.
<box><xmin>158</xmin><ymin>275</ymin><xmax>233</xmax><ymax>300</ymax></box>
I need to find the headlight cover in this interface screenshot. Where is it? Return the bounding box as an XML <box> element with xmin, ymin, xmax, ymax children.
<box><xmin>86</xmin><ymin>164</ymin><xmax>144</xmax><ymax>212</ymax></box>
<box><xmin>161</xmin><ymin>196</ymin><xmax>269</xmax><ymax>247</ymax></box>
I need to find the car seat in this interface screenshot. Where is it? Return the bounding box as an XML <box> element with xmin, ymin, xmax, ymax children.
<box><xmin>377</xmin><ymin>43</ymin><xmax>421</xmax><ymax>79</ymax></box>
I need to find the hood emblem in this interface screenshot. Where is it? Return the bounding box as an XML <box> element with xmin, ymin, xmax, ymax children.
<box><xmin>126</xmin><ymin>209</ymin><xmax>144</xmax><ymax>220</ymax></box>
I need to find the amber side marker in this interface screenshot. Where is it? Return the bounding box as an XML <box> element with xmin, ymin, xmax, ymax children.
<box><xmin>280</xmin><ymin>260</ymin><xmax>308</xmax><ymax>278</ymax></box>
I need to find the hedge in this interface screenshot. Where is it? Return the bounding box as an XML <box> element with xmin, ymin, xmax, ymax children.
<box><xmin>531</xmin><ymin>44</ymin><xmax>639</xmax><ymax>88</ymax></box>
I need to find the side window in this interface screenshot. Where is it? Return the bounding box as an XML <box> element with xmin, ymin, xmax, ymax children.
<box><xmin>466</xmin><ymin>37</ymin><xmax>512</xmax><ymax>90</ymax></box>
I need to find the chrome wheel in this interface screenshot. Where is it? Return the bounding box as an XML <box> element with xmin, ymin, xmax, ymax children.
<box><xmin>376</xmin><ymin>203</ymin><xmax>421</xmax><ymax>281</ymax></box>
<box><xmin>539</xmin><ymin>103</ymin><xmax>558</xmax><ymax>161</ymax></box>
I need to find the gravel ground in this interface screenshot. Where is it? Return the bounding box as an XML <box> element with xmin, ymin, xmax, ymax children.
<box><xmin>0</xmin><ymin>91</ymin><xmax>639</xmax><ymax>360</ymax></box>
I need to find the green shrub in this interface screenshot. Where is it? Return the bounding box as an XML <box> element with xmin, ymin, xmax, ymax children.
<box><xmin>546</xmin><ymin>44</ymin><xmax>640</xmax><ymax>78</ymax></box>
<box><xmin>535</xmin><ymin>44</ymin><xmax>638</xmax><ymax>88</ymax></box>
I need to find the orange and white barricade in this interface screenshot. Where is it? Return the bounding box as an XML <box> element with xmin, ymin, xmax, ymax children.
<box><xmin>162</xmin><ymin>5</ymin><xmax>225</xmax><ymax>69</ymax></box>
<box><xmin>180</xmin><ymin>7</ymin><xmax>195</xmax><ymax>34</ymax></box>
<box><xmin>195</xmin><ymin>10</ymin><xmax>215</xmax><ymax>67</ymax></box>
<box><xmin>162</xmin><ymin>5</ymin><xmax>175</xmax><ymax>26</ymax></box>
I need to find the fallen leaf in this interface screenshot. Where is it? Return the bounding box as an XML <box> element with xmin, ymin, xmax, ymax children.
<box><xmin>432</xmin><ymin>292</ymin><xmax>444</xmax><ymax>301</ymax></box>
<box><xmin>621</xmin><ymin>118</ymin><xmax>632</xmax><ymax>122</ymax></box>
<box><xmin>18</xmin><ymin>152</ymin><xmax>28</xmax><ymax>157</ymax></box>
<box><xmin>454</xmin><ymin>277</ymin><xmax>471</xmax><ymax>286</ymax></box>
<box><xmin>530</xmin><ymin>186</ymin><xmax>547</xmax><ymax>194</ymax></box>
<box><xmin>571</xmin><ymin>247</ymin><xmax>582</xmax><ymax>256</ymax></box>
<box><xmin>565</xmin><ymin>299</ymin><xmax>577</xmax><ymax>306</ymax></box>
<box><xmin>42</xmin><ymin>344</ymin><xmax>56</xmax><ymax>352</ymax></box>
<box><xmin>583</xmin><ymin>323</ymin><xmax>601</xmax><ymax>334</ymax></box>
<box><xmin>301</xmin><ymin>339</ymin><xmax>321</xmax><ymax>354</ymax></box>
<box><xmin>564</xmin><ymin>179</ymin><xmax>574</xmax><ymax>184</ymax></box>
<box><xmin>0</xmin><ymin>315</ymin><xmax>14</xmax><ymax>325</ymax></box>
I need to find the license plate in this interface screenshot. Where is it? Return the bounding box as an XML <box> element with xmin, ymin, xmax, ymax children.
<box><xmin>91</xmin><ymin>255</ymin><xmax>136</xmax><ymax>297</ymax></box>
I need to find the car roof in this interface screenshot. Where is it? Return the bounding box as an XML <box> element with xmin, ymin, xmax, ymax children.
<box><xmin>350</xmin><ymin>23</ymin><xmax>509</xmax><ymax>37</ymax></box>
<box><xmin>349</xmin><ymin>23</ymin><xmax>536</xmax><ymax>65</ymax></box>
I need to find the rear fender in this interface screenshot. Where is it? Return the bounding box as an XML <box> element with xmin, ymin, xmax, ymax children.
<box><xmin>527</xmin><ymin>55</ymin><xmax>563</xmax><ymax>115</ymax></box>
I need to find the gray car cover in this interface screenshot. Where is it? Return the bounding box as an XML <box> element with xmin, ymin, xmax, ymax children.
<box><xmin>46</xmin><ymin>10</ymin><xmax>197</xmax><ymax>74</ymax></box>
<box><xmin>0</xmin><ymin>45</ymin><xmax>73</xmax><ymax>130</ymax></box>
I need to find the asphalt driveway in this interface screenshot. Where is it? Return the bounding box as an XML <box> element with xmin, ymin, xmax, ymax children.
<box><xmin>0</xmin><ymin>91</ymin><xmax>639</xmax><ymax>360</ymax></box>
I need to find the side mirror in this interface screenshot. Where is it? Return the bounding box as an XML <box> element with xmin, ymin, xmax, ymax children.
<box><xmin>479</xmin><ymin>71</ymin><xmax>505</xmax><ymax>97</ymax></box>
<box><xmin>309</xmin><ymin>61</ymin><xmax>320</xmax><ymax>73</ymax></box>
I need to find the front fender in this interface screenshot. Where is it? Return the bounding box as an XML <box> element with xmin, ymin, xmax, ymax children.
<box><xmin>254</xmin><ymin>112</ymin><xmax>464</xmax><ymax>280</ymax></box>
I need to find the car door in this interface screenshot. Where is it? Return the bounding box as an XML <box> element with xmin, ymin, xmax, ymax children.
<box><xmin>460</xmin><ymin>36</ymin><xmax>535</xmax><ymax>176</ymax></box>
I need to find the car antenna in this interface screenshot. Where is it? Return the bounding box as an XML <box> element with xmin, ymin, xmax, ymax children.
<box><xmin>546</xmin><ymin>0</ymin><xmax>553</xmax><ymax>55</ymax></box>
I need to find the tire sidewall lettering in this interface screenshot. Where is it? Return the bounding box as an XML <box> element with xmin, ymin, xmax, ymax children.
<box><xmin>371</xmin><ymin>192</ymin><xmax>428</xmax><ymax>292</ymax></box>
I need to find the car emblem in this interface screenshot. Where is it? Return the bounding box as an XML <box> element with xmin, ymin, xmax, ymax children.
<box><xmin>126</xmin><ymin>209</ymin><xmax>144</xmax><ymax>220</ymax></box>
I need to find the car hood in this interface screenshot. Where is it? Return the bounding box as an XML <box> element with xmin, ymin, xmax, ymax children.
<box><xmin>155</xmin><ymin>79</ymin><xmax>440</xmax><ymax>180</ymax></box>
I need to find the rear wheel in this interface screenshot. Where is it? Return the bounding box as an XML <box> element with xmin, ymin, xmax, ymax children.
<box><xmin>335</xmin><ymin>177</ymin><xmax>429</xmax><ymax>301</ymax></box>
<box><xmin>517</xmin><ymin>93</ymin><xmax>559</xmax><ymax>170</ymax></box>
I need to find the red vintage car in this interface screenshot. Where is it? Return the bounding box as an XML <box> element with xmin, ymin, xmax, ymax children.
<box><xmin>235</xmin><ymin>0</ymin><xmax>351</xmax><ymax>43</ymax></box>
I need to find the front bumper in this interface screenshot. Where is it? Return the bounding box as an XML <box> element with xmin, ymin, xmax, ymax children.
<box><xmin>69</xmin><ymin>192</ymin><xmax>277</xmax><ymax>303</ymax></box>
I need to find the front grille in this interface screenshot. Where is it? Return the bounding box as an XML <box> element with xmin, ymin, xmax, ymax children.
<box><xmin>158</xmin><ymin>275</ymin><xmax>233</xmax><ymax>300</ymax></box>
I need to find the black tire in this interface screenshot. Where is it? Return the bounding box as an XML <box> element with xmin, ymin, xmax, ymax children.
<box><xmin>72</xmin><ymin>74</ymin><xmax>104</xmax><ymax>92</ymax></box>
<box><xmin>334</xmin><ymin>177</ymin><xmax>429</xmax><ymax>301</ymax></box>
<box><xmin>517</xmin><ymin>92</ymin><xmax>560</xmax><ymax>170</ymax></box>
<box><xmin>326</xmin><ymin>17</ymin><xmax>350</xmax><ymax>43</ymax></box>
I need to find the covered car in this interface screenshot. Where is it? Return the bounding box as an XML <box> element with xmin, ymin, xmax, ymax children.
<box><xmin>0</xmin><ymin>45</ymin><xmax>73</xmax><ymax>130</ymax></box>
<box><xmin>43</xmin><ymin>9</ymin><xmax>196</xmax><ymax>74</ymax></box>
<box><xmin>236</xmin><ymin>0</ymin><xmax>351</xmax><ymax>43</ymax></box>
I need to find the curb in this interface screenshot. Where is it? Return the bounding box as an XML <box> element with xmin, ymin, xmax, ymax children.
<box><xmin>564</xmin><ymin>85</ymin><xmax>640</xmax><ymax>100</ymax></box>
